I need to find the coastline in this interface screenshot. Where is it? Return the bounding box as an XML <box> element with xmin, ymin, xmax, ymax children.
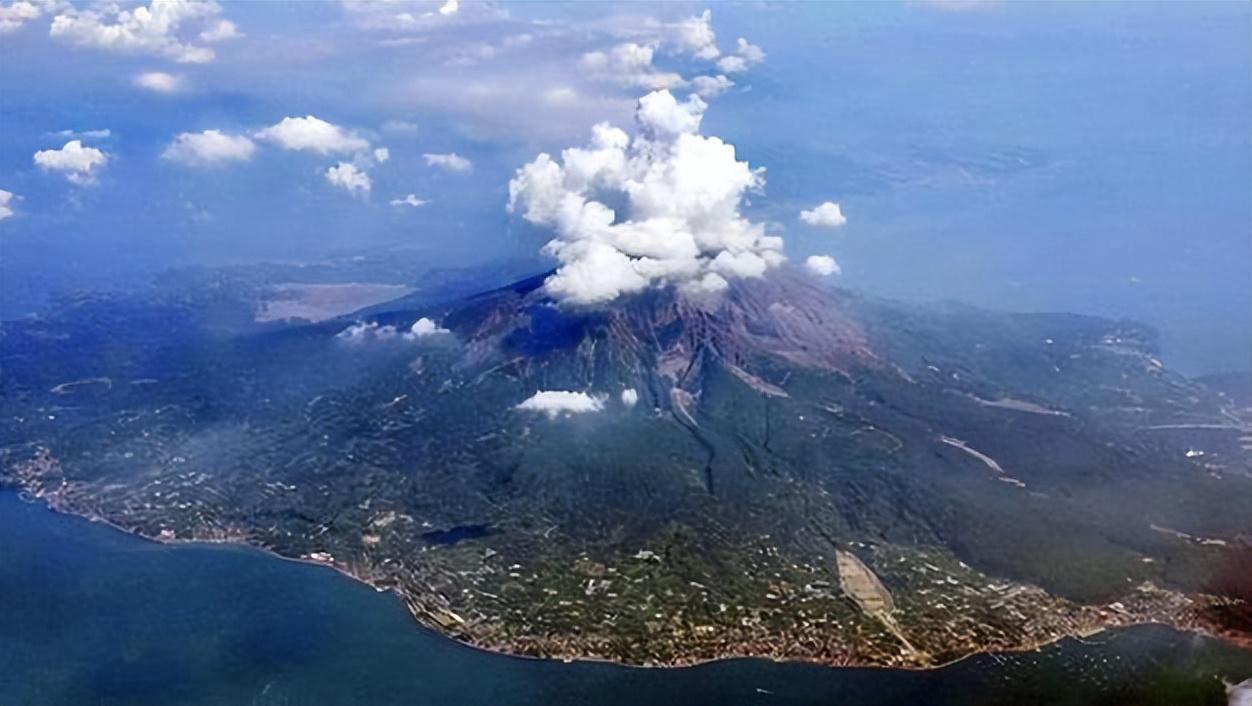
<box><xmin>10</xmin><ymin>488</ymin><xmax>1245</xmax><ymax>674</ymax></box>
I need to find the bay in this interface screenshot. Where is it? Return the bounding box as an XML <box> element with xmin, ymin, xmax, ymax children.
<box><xmin>1</xmin><ymin>492</ymin><xmax>1248</xmax><ymax>706</ymax></box>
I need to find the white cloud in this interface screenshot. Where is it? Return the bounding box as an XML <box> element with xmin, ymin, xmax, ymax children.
<box><xmin>382</xmin><ymin>120</ymin><xmax>419</xmax><ymax>135</ymax></box>
<box><xmin>338</xmin><ymin>318</ymin><xmax>449</xmax><ymax>341</ymax></box>
<box><xmin>0</xmin><ymin>1</ymin><xmax>45</xmax><ymax>35</ymax></box>
<box><xmin>0</xmin><ymin>189</ymin><xmax>16</xmax><ymax>221</ymax></box>
<box><xmin>340</xmin><ymin>0</ymin><xmax>496</xmax><ymax>32</ymax></box>
<box><xmin>33</xmin><ymin>140</ymin><xmax>107</xmax><ymax>185</ymax></box>
<box><xmin>735</xmin><ymin>37</ymin><xmax>765</xmax><ymax>64</ymax></box>
<box><xmin>800</xmin><ymin>201</ymin><xmax>847</xmax><ymax>228</ymax></box>
<box><xmin>337</xmin><ymin>321</ymin><xmax>398</xmax><ymax>341</ymax></box>
<box><xmin>508</xmin><ymin>89</ymin><xmax>784</xmax><ymax>305</ymax></box>
<box><xmin>390</xmin><ymin>194</ymin><xmax>428</xmax><ymax>208</ymax></box>
<box><xmin>515</xmin><ymin>390</ymin><xmax>605</xmax><ymax>418</ymax></box>
<box><xmin>580</xmin><ymin>42</ymin><xmax>685</xmax><ymax>91</ymax></box>
<box><xmin>133</xmin><ymin>71</ymin><xmax>184</xmax><ymax>93</ymax></box>
<box><xmin>634</xmin><ymin>89</ymin><xmax>704</xmax><ymax>135</ymax></box>
<box><xmin>406</xmin><ymin>317</ymin><xmax>449</xmax><ymax>337</ymax></box>
<box><xmin>198</xmin><ymin>17</ymin><xmax>238</xmax><ymax>42</ymax></box>
<box><xmin>53</xmin><ymin>128</ymin><xmax>111</xmax><ymax>140</ymax></box>
<box><xmin>621</xmin><ymin>388</ymin><xmax>639</xmax><ymax>407</ymax></box>
<box><xmin>714</xmin><ymin>55</ymin><xmax>747</xmax><ymax>74</ymax></box>
<box><xmin>373</xmin><ymin>147</ymin><xmax>390</xmax><ymax>163</ymax></box>
<box><xmin>49</xmin><ymin>0</ymin><xmax>230</xmax><ymax>63</ymax></box>
<box><xmin>416</xmin><ymin>74</ymin><xmax>632</xmax><ymax>142</ymax></box>
<box><xmin>423</xmin><ymin>152</ymin><xmax>472</xmax><ymax>173</ymax></box>
<box><xmin>325</xmin><ymin>161</ymin><xmax>371</xmax><ymax>195</ymax></box>
<box><xmin>256</xmin><ymin>116</ymin><xmax>370</xmax><ymax>155</ymax></box>
<box><xmin>716</xmin><ymin>38</ymin><xmax>766</xmax><ymax>73</ymax></box>
<box><xmin>805</xmin><ymin>255</ymin><xmax>841</xmax><ymax>276</ymax></box>
<box><xmin>575</xmin><ymin>11</ymin><xmax>764</xmax><ymax>99</ymax></box>
<box><xmin>162</xmin><ymin>130</ymin><xmax>255</xmax><ymax>166</ymax></box>
<box><xmin>671</xmin><ymin>10</ymin><xmax>720</xmax><ymax>60</ymax></box>
<box><xmin>691</xmin><ymin>74</ymin><xmax>734</xmax><ymax>98</ymax></box>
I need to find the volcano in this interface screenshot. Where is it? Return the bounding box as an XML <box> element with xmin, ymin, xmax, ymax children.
<box><xmin>2</xmin><ymin>266</ymin><xmax>1250</xmax><ymax>667</ymax></box>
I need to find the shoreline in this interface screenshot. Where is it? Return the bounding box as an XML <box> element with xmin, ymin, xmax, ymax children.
<box><xmin>10</xmin><ymin>488</ymin><xmax>1246</xmax><ymax>674</ymax></box>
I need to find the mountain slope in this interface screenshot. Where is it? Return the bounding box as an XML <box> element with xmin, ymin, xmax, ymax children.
<box><xmin>2</xmin><ymin>267</ymin><xmax>1248</xmax><ymax>666</ymax></box>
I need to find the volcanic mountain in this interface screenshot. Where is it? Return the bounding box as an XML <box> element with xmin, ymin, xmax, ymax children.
<box><xmin>2</xmin><ymin>266</ymin><xmax>1249</xmax><ymax>666</ymax></box>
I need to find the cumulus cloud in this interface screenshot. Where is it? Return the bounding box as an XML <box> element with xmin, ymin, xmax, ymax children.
<box><xmin>670</xmin><ymin>10</ymin><xmax>720</xmax><ymax>61</ymax></box>
<box><xmin>390</xmin><ymin>194</ymin><xmax>428</xmax><ymax>207</ymax></box>
<box><xmin>256</xmin><ymin>116</ymin><xmax>370</xmax><ymax>154</ymax></box>
<box><xmin>33</xmin><ymin>140</ymin><xmax>107</xmax><ymax>185</ymax></box>
<box><xmin>805</xmin><ymin>255</ymin><xmax>841</xmax><ymax>276</ymax></box>
<box><xmin>715</xmin><ymin>56</ymin><xmax>747</xmax><ymax>74</ymax></box>
<box><xmin>515</xmin><ymin>390</ymin><xmax>605</xmax><ymax>418</ymax></box>
<box><xmin>0</xmin><ymin>0</ymin><xmax>45</xmax><ymax>34</ymax></box>
<box><xmin>162</xmin><ymin>130</ymin><xmax>255</xmax><ymax>166</ymax></box>
<box><xmin>580</xmin><ymin>42</ymin><xmax>685</xmax><ymax>91</ymax></box>
<box><xmin>337</xmin><ymin>321</ymin><xmax>398</xmax><ymax>341</ymax></box>
<box><xmin>337</xmin><ymin>318</ymin><xmax>450</xmax><ymax>341</ymax></box>
<box><xmin>423</xmin><ymin>152</ymin><xmax>472</xmax><ymax>173</ymax></box>
<box><xmin>799</xmin><ymin>201</ymin><xmax>847</xmax><ymax>228</ymax></box>
<box><xmin>734</xmin><ymin>37</ymin><xmax>766</xmax><ymax>64</ymax></box>
<box><xmin>163</xmin><ymin>116</ymin><xmax>381</xmax><ymax>196</ymax></box>
<box><xmin>326</xmin><ymin>161</ymin><xmax>371</xmax><ymax>195</ymax></box>
<box><xmin>717</xmin><ymin>37</ymin><xmax>765</xmax><ymax>73</ymax></box>
<box><xmin>574</xmin><ymin>11</ymin><xmax>764</xmax><ymax>100</ymax></box>
<box><xmin>407</xmin><ymin>317</ymin><xmax>449</xmax><ymax>337</ymax></box>
<box><xmin>621</xmin><ymin>388</ymin><xmax>639</xmax><ymax>407</ymax></box>
<box><xmin>508</xmin><ymin>89</ymin><xmax>785</xmax><ymax>305</ymax></box>
<box><xmin>0</xmin><ymin>189</ymin><xmax>16</xmax><ymax>221</ymax></box>
<box><xmin>133</xmin><ymin>71</ymin><xmax>184</xmax><ymax>92</ymax></box>
<box><xmin>49</xmin><ymin>0</ymin><xmax>231</xmax><ymax>63</ymax></box>
<box><xmin>197</xmin><ymin>17</ymin><xmax>238</xmax><ymax>42</ymax></box>
<box><xmin>691</xmin><ymin>74</ymin><xmax>734</xmax><ymax>98</ymax></box>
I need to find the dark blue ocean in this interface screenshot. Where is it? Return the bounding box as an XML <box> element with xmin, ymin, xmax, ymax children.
<box><xmin>1</xmin><ymin>492</ymin><xmax>1248</xmax><ymax>706</ymax></box>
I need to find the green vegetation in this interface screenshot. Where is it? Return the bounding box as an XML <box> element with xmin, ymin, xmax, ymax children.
<box><xmin>1</xmin><ymin>264</ymin><xmax>1248</xmax><ymax>667</ymax></box>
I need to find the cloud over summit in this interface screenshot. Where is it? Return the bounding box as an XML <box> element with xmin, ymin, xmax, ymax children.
<box><xmin>508</xmin><ymin>89</ymin><xmax>785</xmax><ymax>305</ymax></box>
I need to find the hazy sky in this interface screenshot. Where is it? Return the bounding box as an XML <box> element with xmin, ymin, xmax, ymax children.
<box><xmin>1</xmin><ymin>1</ymin><xmax>1248</xmax><ymax>373</ymax></box>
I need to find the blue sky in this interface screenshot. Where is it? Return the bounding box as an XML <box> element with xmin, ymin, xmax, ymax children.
<box><xmin>0</xmin><ymin>0</ymin><xmax>1248</xmax><ymax>373</ymax></box>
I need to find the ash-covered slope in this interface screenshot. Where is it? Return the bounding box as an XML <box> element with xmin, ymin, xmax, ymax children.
<box><xmin>417</xmin><ymin>267</ymin><xmax>1249</xmax><ymax>590</ymax></box>
<box><xmin>2</xmin><ymin>267</ymin><xmax>1249</xmax><ymax>666</ymax></box>
<box><xmin>438</xmin><ymin>267</ymin><xmax>875</xmax><ymax>399</ymax></box>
